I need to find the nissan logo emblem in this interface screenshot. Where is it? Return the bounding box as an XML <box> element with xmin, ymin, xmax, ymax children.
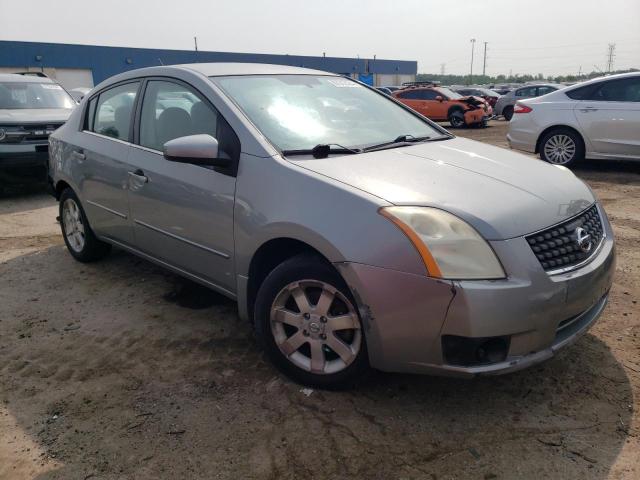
<box><xmin>0</xmin><ymin>128</ymin><xmax>5</xmax><ymax>141</ymax></box>
<box><xmin>575</xmin><ymin>227</ymin><xmax>593</xmax><ymax>253</ymax></box>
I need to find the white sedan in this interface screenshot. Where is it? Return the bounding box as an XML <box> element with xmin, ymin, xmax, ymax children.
<box><xmin>507</xmin><ymin>72</ymin><xmax>640</xmax><ymax>166</ymax></box>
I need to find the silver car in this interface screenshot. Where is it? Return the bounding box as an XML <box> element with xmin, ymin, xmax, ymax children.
<box><xmin>495</xmin><ymin>83</ymin><xmax>560</xmax><ymax>120</ymax></box>
<box><xmin>49</xmin><ymin>63</ymin><xmax>615</xmax><ymax>388</ymax></box>
<box><xmin>0</xmin><ymin>73</ymin><xmax>75</xmax><ymax>186</ymax></box>
<box><xmin>508</xmin><ymin>72</ymin><xmax>640</xmax><ymax>166</ymax></box>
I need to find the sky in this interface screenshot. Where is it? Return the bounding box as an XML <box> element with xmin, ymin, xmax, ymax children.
<box><xmin>1</xmin><ymin>0</ymin><xmax>638</xmax><ymax>76</ymax></box>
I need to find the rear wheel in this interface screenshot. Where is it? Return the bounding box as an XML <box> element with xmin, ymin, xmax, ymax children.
<box><xmin>448</xmin><ymin>110</ymin><xmax>466</xmax><ymax>128</ymax></box>
<box><xmin>502</xmin><ymin>105</ymin><xmax>514</xmax><ymax>121</ymax></box>
<box><xmin>254</xmin><ymin>254</ymin><xmax>368</xmax><ymax>389</ymax></box>
<box><xmin>59</xmin><ymin>188</ymin><xmax>111</xmax><ymax>262</ymax></box>
<box><xmin>539</xmin><ymin>129</ymin><xmax>584</xmax><ymax>167</ymax></box>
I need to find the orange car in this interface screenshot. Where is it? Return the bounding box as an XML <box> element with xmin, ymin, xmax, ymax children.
<box><xmin>393</xmin><ymin>84</ymin><xmax>492</xmax><ymax>128</ymax></box>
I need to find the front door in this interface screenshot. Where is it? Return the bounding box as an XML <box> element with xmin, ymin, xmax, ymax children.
<box><xmin>574</xmin><ymin>76</ymin><xmax>640</xmax><ymax>158</ymax></box>
<box><xmin>125</xmin><ymin>79</ymin><xmax>240</xmax><ymax>294</ymax></box>
<box><xmin>78</xmin><ymin>81</ymin><xmax>140</xmax><ymax>245</ymax></box>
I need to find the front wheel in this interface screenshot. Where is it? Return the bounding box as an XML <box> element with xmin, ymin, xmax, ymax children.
<box><xmin>59</xmin><ymin>188</ymin><xmax>111</xmax><ymax>262</ymax></box>
<box><xmin>254</xmin><ymin>254</ymin><xmax>368</xmax><ymax>389</ymax></box>
<box><xmin>448</xmin><ymin>110</ymin><xmax>466</xmax><ymax>128</ymax></box>
<box><xmin>539</xmin><ymin>129</ymin><xmax>584</xmax><ymax>167</ymax></box>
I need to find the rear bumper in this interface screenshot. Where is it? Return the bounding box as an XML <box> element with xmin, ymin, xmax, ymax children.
<box><xmin>336</xmin><ymin>205</ymin><xmax>615</xmax><ymax>377</ymax></box>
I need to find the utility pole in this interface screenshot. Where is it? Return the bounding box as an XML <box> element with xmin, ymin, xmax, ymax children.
<box><xmin>606</xmin><ymin>43</ymin><xmax>616</xmax><ymax>73</ymax></box>
<box><xmin>482</xmin><ymin>41</ymin><xmax>488</xmax><ymax>76</ymax></box>
<box><xmin>469</xmin><ymin>38</ymin><xmax>476</xmax><ymax>85</ymax></box>
<box><xmin>440</xmin><ymin>63</ymin><xmax>445</xmax><ymax>75</ymax></box>
<box><xmin>194</xmin><ymin>36</ymin><xmax>198</xmax><ymax>52</ymax></box>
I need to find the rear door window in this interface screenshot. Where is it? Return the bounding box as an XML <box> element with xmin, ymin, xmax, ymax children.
<box><xmin>592</xmin><ymin>78</ymin><xmax>640</xmax><ymax>102</ymax></box>
<box><xmin>536</xmin><ymin>86</ymin><xmax>556</xmax><ymax>96</ymax></box>
<box><xmin>515</xmin><ymin>87</ymin><xmax>537</xmax><ymax>97</ymax></box>
<box><xmin>91</xmin><ymin>82</ymin><xmax>140</xmax><ymax>141</ymax></box>
<box><xmin>397</xmin><ymin>90</ymin><xmax>423</xmax><ymax>100</ymax></box>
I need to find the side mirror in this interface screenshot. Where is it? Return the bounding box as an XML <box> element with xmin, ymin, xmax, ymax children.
<box><xmin>163</xmin><ymin>134</ymin><xmax>230</xmax><ymax>168</ymax></box>
<box><xmin>435</xmin><ymin>96</ymin><xmax>444</xmax><ymax>102</ymax></box>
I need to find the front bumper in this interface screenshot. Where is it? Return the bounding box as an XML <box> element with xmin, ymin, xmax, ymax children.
<box><xmin>0</xmin><ymin>142</ymin><xmax>49</xmax><ymax>183</ymax></box>
<box><xmin>337</xmin><ymin>205</ymin><xmax>615</xmax><ymax>376</ymax></box>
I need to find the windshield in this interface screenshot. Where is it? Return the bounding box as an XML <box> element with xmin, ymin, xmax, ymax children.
<box><xmin>435</xmin><ymin>87</ymin><xmax>463</xmax><ymax>99</ymax></box>
<box><xmin>0</xmin><ymin>82</ymin><xmax>76</xmax><ymax>109</ymax></box>
<box><xmin>211</xmin><ymin>75</ymin><xmax>444</xmax><ymax>151</ymax></box>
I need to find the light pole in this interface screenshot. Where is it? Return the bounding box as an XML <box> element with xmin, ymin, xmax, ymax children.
<box><xmin>469</xmin><ymin>38</ymin><xmax>476</xmax><ymax>85</ymax></box>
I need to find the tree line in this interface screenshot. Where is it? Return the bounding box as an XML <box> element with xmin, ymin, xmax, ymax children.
<box><xmin>416</xmin><ymin>68</ymin><xmax>638</xmax><ymax>86</ymax></box>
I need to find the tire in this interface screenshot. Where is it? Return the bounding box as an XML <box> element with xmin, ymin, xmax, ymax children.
<box><xmin>59</xmin><ymin>188</ymin><xmax>111</xmax><ymax>262</ymax></box>
<box><xmin>254</xmin><ymin>254</ymin><xmax>369</xmax><ymax>389</ymax></box>
<box><xmin>448</xmin><ymin>110</ymin><xmax>466</xmax><ymax>128</ymax></box>
<box><xmin>539</xmin><ymin>128</ymin><xmax>585</xmax><ymax>167</ymax></box>
<box><xmin>502</xmin><ymin>106</ymin><xmax>514</xmax><ymax>121</ymax></box>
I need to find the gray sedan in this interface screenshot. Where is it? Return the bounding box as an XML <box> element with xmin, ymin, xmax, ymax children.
<box><xmin>49</xmin><ymin>63</ymin><xmax>614</xmax><ymax>388</ymax></box>
<box><xmin>495</xmin><ymin>83</ymin><xmax>560</xmax><ymax>120</ymax></box>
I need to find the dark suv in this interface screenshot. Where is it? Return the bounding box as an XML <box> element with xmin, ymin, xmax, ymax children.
<box><xmin>0</xmin><ymin>73</ymin><xmax>75</xmax><ymax>188</ymax></box>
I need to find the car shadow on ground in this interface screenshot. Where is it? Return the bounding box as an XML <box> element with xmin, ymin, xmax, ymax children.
<box><xmin>0</xmin><ymin>245</ymin><xmax>633</xmax><ymax>479</ymax></box>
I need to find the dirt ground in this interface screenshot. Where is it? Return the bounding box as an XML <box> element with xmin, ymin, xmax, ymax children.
<box><xmin>1</xmin><ymin>121</ymin><xmax>638</xmax><ymax>480</ymax></box>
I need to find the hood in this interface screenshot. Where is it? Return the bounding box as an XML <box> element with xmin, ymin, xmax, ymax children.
<box><xmin>289</xmin><ymin>137</ymin><xmax>595</xmax><ymax>240</ymax></box>
<box><xmin>0</xmin><ymin>108</ymin><xmax>73</xmax><ymax>124</ymax></box>
<box><xmin>459</xmin><ymin>96</ymin><xmax>486</xmax><ymax>107</ymax></box>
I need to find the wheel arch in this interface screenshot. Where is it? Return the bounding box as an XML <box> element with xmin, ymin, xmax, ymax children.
<box><xmin>535</xmin><ymin>125</ymin><xmax>585</xmax><ymax>154</ymax></box>
<box><xmin>54</xmin><ymin>179</ymin><xmax>73</xmax><ymax>200</ymax></box>
<box><xmin>447</xmin><ymin>105</ymin><xmax>465</xmax><ymax>117</ymax></box>
<box><xmin>245</xmin><ymin>237</ymin><xmax>341</xmax><ymax>325</ymax></box>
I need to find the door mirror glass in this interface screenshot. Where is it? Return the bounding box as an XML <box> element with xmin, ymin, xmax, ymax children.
<box><xmin>163</xmin><ymin>134</ymin><xmax>229</xmax><ymax>167</ymax></box>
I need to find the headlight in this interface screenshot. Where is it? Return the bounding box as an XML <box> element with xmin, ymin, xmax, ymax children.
<box><xmin>379</xmin><ymin>206</ymin><xmax>505</xmax><ymax>280</ymax></box>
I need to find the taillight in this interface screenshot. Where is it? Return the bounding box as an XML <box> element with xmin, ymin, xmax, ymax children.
<box><xmin>514</xmin><ymin>104</ymin><xmax>532</xmax><ymax>114</ymax></box>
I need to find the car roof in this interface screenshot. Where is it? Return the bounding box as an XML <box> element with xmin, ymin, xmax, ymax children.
<box><xmin>0</xmin><ymin>73</ymin><xmax>56</xmax><ymax>83</ymax></box>
<box><xmin>564</xmin><ymin>71</ymin><xmax>640</xmax><ymax>90</ymax></box>
<box><xmin>174</xmin><ymin>62</ymin><xmax>337</xmax><ymax>77</ymax></box>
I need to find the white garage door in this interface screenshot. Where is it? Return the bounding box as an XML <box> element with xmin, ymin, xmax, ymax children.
<box><xmin>0</xmin><ymin>67</ymin><xmax>94</xmax><ymax>90</ymax></box>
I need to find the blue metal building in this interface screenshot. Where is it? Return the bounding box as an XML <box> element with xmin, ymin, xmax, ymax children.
<box><xmin>0</xmin><ymin>40</ymin><xmax>417</xmax><ymax>89</ymax></box>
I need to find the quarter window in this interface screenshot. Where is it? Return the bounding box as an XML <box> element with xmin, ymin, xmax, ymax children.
<box><xmin>138</xmin><ymin>80</ymin><xmax>240</xmax><ymax>161</ymax></box>
<box><xmin>90</xmin><ymin>82</ymin><xmax>140</xmax><ymax>141</ymax></box>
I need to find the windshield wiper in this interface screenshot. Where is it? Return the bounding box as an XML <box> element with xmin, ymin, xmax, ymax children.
<box><xmin>282</xmin><ymin>143</ymin><xmax>362</xmax><ymax>159</ymax></box>
<box><xmin>362</xmin><ymin>135</ymin><xmax>432</xmax><ymax>153</ymax></box>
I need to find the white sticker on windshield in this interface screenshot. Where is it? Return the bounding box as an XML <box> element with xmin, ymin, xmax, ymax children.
<box><xmin>327</xmin><ymin>78</ymin><xmax>362</xmax><ymax>88</ymax></box>
<box><xmin>41</xmin><ymin>84</ymin><xmax>63</xmax><ymax>90</ymax></box>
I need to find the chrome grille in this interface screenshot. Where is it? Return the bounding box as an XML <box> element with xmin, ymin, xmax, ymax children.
<box><xmin>526</xmin><ymin>205</ymin><xmax>604</xmax><ymax>273</ymax></box>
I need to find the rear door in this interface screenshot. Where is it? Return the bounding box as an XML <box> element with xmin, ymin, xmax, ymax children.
<box><xmin>126</xmin><ymin>78</ymin><xmax>240</xmax><ymax>294</ymax></box>
<box><xmin>78</xmin><ymin>81</ymin><xmax>140</xmax><ymax>245</ymax></box>
<box><xmin>573</xmin><ymin>77</ymin><xmax>640</xmax><ymax>157</ymax></box>
<box><xmin>395</xmin><ymin>89</ymin><xmax>430</xmax><ymax>116</ymax></box>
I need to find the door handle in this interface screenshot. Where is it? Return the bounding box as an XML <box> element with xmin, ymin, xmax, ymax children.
<box><xmin>128</xmin><ymin>169</ymin><xmax>148</xmax><ymax>183</ymax></box>
<box><xmin>580</xmin><ymin>106</ymin><xmax>598</xmax><ymax>112</ymax></box>
<box><xmin>71</xmin><ymin>150</ymin><xmax>85</xmax><ymax>161</ymax></box>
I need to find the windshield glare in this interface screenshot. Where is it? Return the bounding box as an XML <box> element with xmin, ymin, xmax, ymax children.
<box><xmin>0</xmin><ymin>82</ymin><xmax>76</xmax><ymax>109</ymax></box>
<box><xmin>212</xmin><ymin>75</ymin><xmax>443</xmax><ymax>152</ymax></box>
<box><xmin>436</xmin><ymin>87</ymin><xmax>463</xmax><ymax>99</ymax></box>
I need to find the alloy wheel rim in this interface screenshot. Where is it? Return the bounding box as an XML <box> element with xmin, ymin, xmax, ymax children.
<box><xmin>270</xmin><ymin>280</ymin><xmax>361</xmax><ymax>375</ymax></box>
<box><xmin>544</xmin><ymin>134</ymin><xmax>576</xmax><ymax>164</ymax></box>
<box><xmin>62</xmin><ymin>198</ymin><xmax>85</xmax><ymax>252</ymax></box>
<box><xmin>451</xmin><ymin>115</ymin><xmax>465</xmax><ymax>127</ymax></box>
